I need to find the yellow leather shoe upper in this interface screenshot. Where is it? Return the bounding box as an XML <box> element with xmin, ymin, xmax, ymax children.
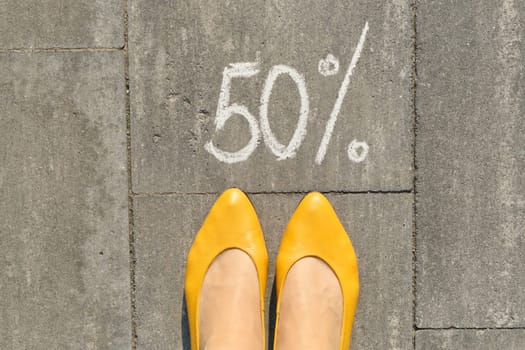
<box><xmin>184</xmin><ymin>188</ymin><xmax>268</xmax><ymax>350</ymax></box>
<box><xmin>274</xmin><ymin>192</ymin><xmax>359</xmax><ymax>350</ymax></box>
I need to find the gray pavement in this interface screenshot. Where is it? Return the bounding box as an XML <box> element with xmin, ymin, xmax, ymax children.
<box><xmin>0</xmin><ymin>52</ymin><xmax>130</xmax><ymax>348</ymax></box>
<box><xmin>416</xmin><ymin>0</ymin><xmax>525</xmax><ymax>328</ymax></box>
<box><xmin>0</xmin><ymin>0</ymin><xmax>123</xmax><ymax>48</ymax></box>
<box><xmin>0</xmin><ymin>0</ymin><xmax>523</xmax><ymax>349</ymax></box>
<box><xmin>416</xmin><ymin>330</ymin><xmax>525</xmax><ymax>349</ymax></box>
<box><xmin>128</xmin><ymin>0</ymin><xmax>413</xmax><ymax>192</ymax></box>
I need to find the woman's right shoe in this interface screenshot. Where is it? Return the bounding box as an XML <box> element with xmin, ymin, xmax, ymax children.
<box><xmin>273</xmin><ymin>192</ymin><xmax>359</xmax><ymax>350</ymax></box>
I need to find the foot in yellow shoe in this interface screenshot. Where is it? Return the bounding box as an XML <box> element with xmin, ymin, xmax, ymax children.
<box><xmin>199</xmin><ymin>249</ymin><xmax>263</xmax><ymax>350</ymax></box>
<box><xmin>185</xmin><ymin>188</ymin><xmax>268</xmax><ymax>350</ymax></box>
<box><xmin>275</xmin><ymin>257</ymin><xmax>343</xmax><ymax>350</ymax></box>
<box><xmin>274</xmin><ymin>192</ymin><xmax>359</xmax><ymax>350</ymax></box>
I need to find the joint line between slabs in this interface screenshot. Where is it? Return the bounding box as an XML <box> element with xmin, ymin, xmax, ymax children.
<box><xmin>123</xmin><ymin>0</ymin><xmax>137</xmax><ymax>348</ymax></box>
<box><xmin>131</xmin><ymin>190</ymin><xmax>413</xmax><ymax>197</ymax></box>
<box><xmin>411</xmin><ymin>0</ymin><xmax>419</xmax><ymax>347</ymax></box>
<box><xmin>416</xmin><ymin>327</ymin><xmax>525</xmax><ymax>331</ymax></box>
<box><xmin>0</xmin><ymin>47</ymin><xmax>124</xmax><ymax>53</ymax></box>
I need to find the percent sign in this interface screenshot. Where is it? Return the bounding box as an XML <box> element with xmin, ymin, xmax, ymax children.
<box><xmin>205</xmin><ymin>21</ymin><xmax>369</xmax><ymax>165</ymax></box>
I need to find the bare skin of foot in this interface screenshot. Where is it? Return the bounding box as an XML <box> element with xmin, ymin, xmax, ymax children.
<box><xmin>199</xmin><ymin>249</ymin><xmax>263</xmax><ymax>350</ymax></box>
<box><xmin>275</xmin><ymin>257</ymin><xmax>343</xmax><ymax>350</ymax></box>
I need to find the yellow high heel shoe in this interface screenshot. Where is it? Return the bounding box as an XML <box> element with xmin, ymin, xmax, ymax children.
<box><xmin>274</xmin><ymin>192</ymin><xmax>359</xmax><ymax>350</ymax></box>
<box><xmin>184</xmin><ymin>188</ymin><xmax>268</xmax><ymax>350</ymax></box>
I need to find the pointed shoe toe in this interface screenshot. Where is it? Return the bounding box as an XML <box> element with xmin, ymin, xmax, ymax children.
<box><xmin>184</xmin><ymin>188</ymin><xmax>268</xmax><ymax>350</ymax></box>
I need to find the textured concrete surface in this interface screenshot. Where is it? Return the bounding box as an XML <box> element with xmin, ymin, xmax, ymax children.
<box><xmin>0</xmin><ymin>52</ymin><xmax>130</xmax><ymax>349</ymax></box>
<box><xmin>133</xmin><ymin>193</ymin><xmax>412</xmax><ymax>350</ymax></box>
<box><xmin>129</xmin><ymin>0</ymin><xmax>413</xmax><ymax>192</ymax></box>
<box><xmin>416</xmin><ymin>330</ymin><xmax>525</xmax><ymax>349</ymax></box>
<box><xmin>415</xmin><ymin>0</ymin><xmax>525</xmax><ymax>328</ymax></box>
<box><xmin>0</xmin><ymin>0</ymin><xmax>124</xmax><ymax>48</ymax></box>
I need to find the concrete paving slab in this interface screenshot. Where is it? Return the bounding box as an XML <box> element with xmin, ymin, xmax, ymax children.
<box><xmin>0</xmin><ymin>0</ymin><xmax>123</xmax><ymax>48</ymax></box>
<box><xmin>129</xmin><ymin>0</ymin><xmax>413</xmax><ymax>193</ymax></box>
<box><xmin>415</xmin><ymin>0</ymin><xmax>525</xmax><ymax>327</ymax></box>
<box><xmin>133</xmin><ymin>193</ymin><xmax>412</xmax><ymax>349</ymax></box>
<box><xmin>416</xmin><ymin>330</ymin><xmax>525</xmax><ymax>350</ymax></box>
<box><xmin>0</xmin><ymin>52</ymin><xmax>130</xmax><ymax>349</ymax></box>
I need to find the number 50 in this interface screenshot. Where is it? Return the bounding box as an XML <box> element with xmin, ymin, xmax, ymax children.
<box><xmin>204</xmin><ymin>61</ymin><xmax>309</xmax><ymax>164</ymax></box>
